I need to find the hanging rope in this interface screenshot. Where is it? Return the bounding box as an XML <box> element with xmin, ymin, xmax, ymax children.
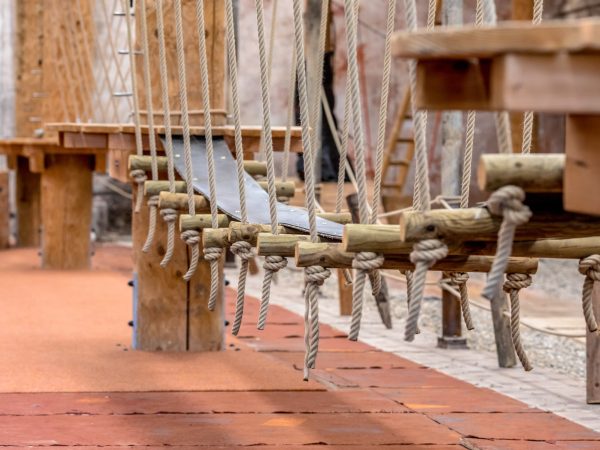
<box><xmin>503</xmin><ymin>273</ymin><xmax>533</xmax><ymax>371</ymax></box>
<box><xmin>225</xmin><ymin>0</ymin><xmax>253</xmax><ymax>336</ymax></box>
<box><xmin>291</xmin><ymin>0</ymin><xmax>330</xmax><ymax>380</ymax></box>
<box><xmin>578</xmin><ymin>255</ymin><xmax>600</xmax><ymax>333</ymax></box>
<box><xmin>255</xmin><ymin>0</ymin><xmax>288</xmax><ymax>330</ymax></box>
<box><xmin>123</xmin><ymin>0</ymin><xmax>146</xmax><ymax>213</ymax></box>
<box><xmin>348</xmin><ymin>0</ymin><xmax>395</xmax><ymax>341</ymax></box>
<box><xmin>403</xmin><ymin>0</ymin><xmax>449</xmax><ymax>342</ymax></box>
<box><xmin>155</xmin><ymin>0</ymin><xmax>178</xmax><ymax>267</ymax></box>
<box><xmin>447</xmin><ymin>272</ymin><xmax>474</xmax><ymax>330</ymax></box>
<box><xmin>139</xmin><ymin>0</ymin><xmax>160</xmax><ymax>254</ymax></box>
<box><xmin>172</xmin><ymin>0</ymin><xmax>200</xmax><ymax>281</ymax></box>
<box><xmin>194</xmin><ymin>0</ymin><xmax>222</xmax><ymax>310</ymax></box>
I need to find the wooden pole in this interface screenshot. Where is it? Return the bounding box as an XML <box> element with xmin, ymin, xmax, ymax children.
<box><xmin>129</xmin><ymin>155</ymin><xmax>268</xmax><ymax>177</ymax></box>
<box><xmin>478</xmin><ymin>154</ymin><xmax>564</xmax><ymax>192</ymax></box>
<box><xmin>15</xmin><ymin>157</ymin><xmax>41</xmax><ymax>247</ymax></box>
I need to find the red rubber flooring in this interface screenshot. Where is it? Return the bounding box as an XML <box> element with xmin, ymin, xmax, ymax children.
<box><xmin>0</xmin><ymin>248</ymin><xmax>599</xmax><ymax>448</ymax></box>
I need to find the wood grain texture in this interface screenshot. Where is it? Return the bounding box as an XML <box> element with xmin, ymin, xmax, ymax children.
<box><xmin>565</xmin><ymin>115</ymin><xmax>600</xmax><ymax>216</ymax></box>
<box><xmin>158</xmin><ymin>192</ymin><xmax>209</xmax><ymax>211</ymax></box>
<box><xmin>40</xmin><ymin>155</ymin><xmax>93</xmax><ymax>269</ymax></box>
<box><xmin>179</xmin><ymin>214</ymin><xmax>230</xmax><ymax>231</ymax></box>
<box><xmin>295</xmin><ymin>242</ymin><xmax>538</xmax><ymax>274</ymax></box>
<box><xmin>257</xmin><ymin>233</ymin><xmax>312</xmax><ymax>257</ymax></box>
<box><xmin>16</xmin><ymin>157</ymin><xmax>41</xmax><ymax>247</ymax></box>
<box><xmin>478</xmin><ymin>154</ymin><xmax>564</xmax><ymax>193</ymax></box>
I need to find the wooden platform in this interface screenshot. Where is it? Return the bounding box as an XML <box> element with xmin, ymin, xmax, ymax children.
<box><xmin>0</xmin><ymin>246</ymin><xmax>599</xmax><ymax>447</ymax></box>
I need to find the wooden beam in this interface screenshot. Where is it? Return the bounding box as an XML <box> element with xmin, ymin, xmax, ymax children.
<box><xmin>144</xmin><ymin>179</ymin><xmax>295</xmax><ymax>198</ymax></box>
<box><xmin>179</xmin><ymin>214</ymin><xmax>230</xmax><ymax>231</ymax></box>
<box><xmin>295</xmin><ymin>242</ymin><xmax>538</xmax><ymax>274</ymax></box>
<box><xmin>0</xmin><ymin>172</ymin><xmax>9</xmax><ymax>249</ymax></box>
<box><xmin>15</xmin><ymin>156</ymin><xmax>41</xmax><ymax>247</ymax></box>
<box><xmin>40</xmin><ymin>154</ymin><xmax>93</xmax><ymax>269</ymax></box>
<box><xmin>128</xmin><ymin>155</ymin><xmax>268</xmax><ymax>177</ymax></box>
<box><xmin>478</xmin><ymin>154</ymin><xmax>564</xmax><ymax>192</ymax></box>
<box><xmin>158</xmin><ymin>191</ymin><xmax>209</xmax><ymax>211</ymax></box>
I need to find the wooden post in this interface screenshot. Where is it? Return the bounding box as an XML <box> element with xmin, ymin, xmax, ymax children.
<box><xmin>15</xmin><ymin>157</ymin><xmax>41</xmax><ymax>247</ymax></box>
<box><xmin>0</xmin><ymin>172</ymin><xmax>9</xmax><ymax>248</ymax></box>
<box><xmin>588</xmin><ymin>283</ymin><xmax>600</xmax><ymax>403</ymax></box>
<box><xmin>40</xmin><ymin>155</ymin><xmax>93</xmax><ymax>269</ymax></box>
<box><xmin>438</xmin><ymin>0</ymin><xmax>465</xmax><ymax>349</ymax></box>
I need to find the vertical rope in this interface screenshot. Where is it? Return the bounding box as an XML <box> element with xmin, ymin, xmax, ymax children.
<box><xmin>155</xmin><ymin>0</ymin><xmax>178</xmax><ymax>268</ymax></box>
<box><xmin>194</xmin><ymin>0</ymin><xmax>222</xmax><ymax>310</ymax></box>
<box><xmin>292</xmin><ymin>0</ymin><xmax>331</xmax><ymax>380</ymax></box>
<box><xmin>403</xmin><ymin>0</ymin><xmax>448</xmax><ymax>342</ymax></box>
<box><xmin>503</xmin><ymin>273</ymin><xmax>533</xmax><ymax>371</ymax></box>
<box><xmin>256</xmin><ymin>0</ymin><xmax>288</xmax><ymax>330</ymax></box>
<box><xmin>579</xmin><ymin>256</ymin><xmax>600</xmax><ymax>333</ymax></box>
<box><xmin>226</xmin><ymin>0</ymin><xmax>253</xmax><ymax>336</ymax></box>
<box><xmin>123</xmin><ymin>0</ymin><xmax>146</xmax><ymax>213</ymax></box>
<box><xmin>139</xmin><ymin>0</ymin><xmax>160</xmax><ymax>254</ymax></box>
<box><xmin>172</xmin><ymin>0</ymin><xmax>201</xmax><ymax>281</ymax></box>
<box><xmin>348</xmin><ymin>0</ymin><xmax>395</xmax><ymax>341</ymax></box>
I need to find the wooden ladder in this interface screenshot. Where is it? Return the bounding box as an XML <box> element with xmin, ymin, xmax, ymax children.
<box><xmin>380</xmin><ymin>86</ymin><xmax>415</xmax><ymax>221</ymax></box>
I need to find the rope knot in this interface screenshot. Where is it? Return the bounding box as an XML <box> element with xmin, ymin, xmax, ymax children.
<box><xmin>579</xmin><ymin>255</ymin><xmax>600</xmax><ymax>281</ymax></box>
<box><xmin>204</xmin><ymin>247</ymin><xmax>223</xmax><ymax>262</ymax></box>
<box><xmin>352</xmin><ymin>252</ymin><xmax>384</xmax><ymax>271</ymax></box>
<box><xmin>231</xmin><ymin>240</ymin><xmax>253</xmax><ymax>261</ymax></box>
<box><xmin>160</xmin><ymin>208</ymin><xmax>178</xmax><ymax>223</ymax></box>
<box><xmin>410</xmin><ymin>239</ymin><xmax>448</xmax><ymax>267</ymax></box>
<box><xmin>486</xmin><ymin>185</ymin><xmax>532</xmax><ymax>226</ymax></box>
<box><xmin>147</xmin><ymin>195</ymin><xmax>159</xmax><ymax>208</ymax></box>
<box><xmin>304</xmin><ymin>265</ymin><xmax>331</xmax><ymax>286</ymax></box>
<box><xmin>449</xmin><ymin>271</ymin><xmax>469</xmax><ymax>286</ymax></box>
<box><xmin>263</xmin><ymin>255</ymin><xmax>288</xmax><ymax>272</ymax></box>
<box><xmin>129</xmin><ymin>169</ymin><xmax>147</xmax><ymax>185</ymax></box>
<box><xmin>503</xmin><ymin>273</ymin><xmax>532</xmax><ymax>292</ymax></box>
<box><xmin>181</xmin><ymin>229</ymin><xmax>200</xmax><ymax>246</ymax></box>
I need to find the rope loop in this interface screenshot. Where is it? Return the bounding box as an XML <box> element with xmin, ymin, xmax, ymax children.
<box><xmin>181</xmin><ymin>229</ymin><xmax>201</xmax><ymax>281</ymax></box>
<box><xmin>409</xmin><ymin>239</ymin><xmax>448</xmax><ymax>266</ymax></box>
<box><xmin>305</xmin><ymin>265</ymin><xmax>331</xmax><ymax>286</ymax></box>
<box><xmin>352</xmin><ymin>252</ymin><xmax>384</xmax><ymax>271</ymax></box>
<box><xmin>303</xmin><ymin>265</ymin><xmax>331</xmax><ymax>380</ymax></box>
<box><xmin>159</xmin><ymin>207</ymin><xmax>178</xmax><ymax>268</ymax></box>
<box><xmin>231</xmin><ymin>240</ymin><xmax>253</xmax><ymax>261</ymax></box>
<box><xmin>147</xmin><ymin>194</ymin><xmax>159</xmax><ymax>208</ymax></box>
<box><xmin>205</xmin><ymin>247</ymin><xmax>224</xmax><ymax>311</ymax></box>
<box><xmin>448</xmin><ymin>271</ymin><xmax>474</xmax><ymax>330</ymax></box>
<box><xmin>160</xmin><ymin>208</ymin><xmax>178</xmax><ymax>223</ymax></box>
<box><xmin>348</xmin><ymin>252</ymin><xmax>384</xmax><ymax>340</ymax></box>
<box><xmin>230</xmin><ymin>241</ymin><xmax>254</xmax><ymax>335</ymax></box>
<box><xmin>263</xmin><ymin>255</ymin><xmax>288</xmax><ymax>272</ymax></box>
<box><xmin>482</xmin><ymin>185</ymin><xmax>532</xmax><ymax>300</ymax></box>
<box><xmin>579</xmin><ymin>255</ymin><xmax>600</xmax><ymax>333</ymax></box>
<box><xmin>258</xmin><ymin>255</ymin><xmax>288</xmax><ymax>330</ymax></box>
<box><xmin>130</xmin><ymin>169</ymin><xmax>147</xmax><ymax>213</ymax></box>
<box><xmin>503</xmin><ymin>273</ymin><xmax>533</xmax><ymax>371</ymax></box>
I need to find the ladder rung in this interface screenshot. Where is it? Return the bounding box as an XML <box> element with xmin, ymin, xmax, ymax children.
<box><xmin>389</xmin><ymin>160</ymin><xmax>410</xmax><ymax>166</ymax></box>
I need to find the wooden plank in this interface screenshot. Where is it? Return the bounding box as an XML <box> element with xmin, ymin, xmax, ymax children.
<box><xmin>61</xmin><ymin>132</ymin><xmax>108</xmax><ymax>150</ymax></box>
<box><xmin>16</xmin><ymin>156</ymin><xmax>41</xmax><ymax>247</ymax></box>
<box><xmin>588</xmin><ymin>283</ymin><xmax>600</xmax><ymax>403</ymax></box>
<box><xmin>132</xmin><ymin>183</ymin><xmax>187</xmax><ymax>351</ymax></box>
<box><xmin>392</xmin><ymin>18</ymin><xmax>600</xmax><ymax>59</ymax></box>
<box><xmin>0</xmin><ymin>172</ymin><xmax>9</xmax><ymax>249</ymax></box>
<box><xmin>108</xmin><ymin>149</ymin><xmax>133</xmax><ymax>183</ymax></box>
<box><xmin>564</xmin><ymin>115</ymin><xmax>600</xmax><ymax>216</ymax></box>
<box><xmin>40</xmin><ymin>154</ymin><xmax>93</xmax><ymax>269</ymax></box>
<box><xmin>337</xmin><ymin>269</ymin><xmax>352</xmax><ymax>316</ymax></box>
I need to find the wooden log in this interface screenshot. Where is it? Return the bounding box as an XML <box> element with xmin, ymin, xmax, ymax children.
<box><xmin>179</xmin><ymin>214</ymin><xmax>230</xmax><ymax>231</ymax></box>
<box><xmin>345</xmin><ymin>224</ymin><xmax>600</xmax><ymax>259</ymax></box>
<box><xmin>158</xmin><ymin>191</ymin><xmax>209</xmax><ymax>211</ymax></box>
<box><xmin>337</xmin><ymin>269</ymin><xmax>353</xmax><ymax>316</ymax></box>
<box><xmin>257</xmin><ymin>233</ymin><xmax>312</xmax><ymax>257</ymax></box>
<box><xmin>478</xmin><ymin>154</ymin><xmax>564</xmax><ymax>192</ymax></box>
<box><xmin>129</xmin><ymin>154</ymin><xmax>267</xmax><ymax>177</ymax></box>
<box><xmin>315</xmin><ymin>212</ymin><xmax>353</xmax><ymax>225</ymax></box>
<box><xmin>295</xmin><ymin>242</ymin><xmax>538</xmax><ymax>274</ymax></box>
<box><xmin>399</xmin><ymin>208</ymin><xmax>600</xmax><ymax>242</ymax></box>
<box><xmin>144</xmin><ymin>179</ymin><xmax>294</xmax><ymax>198</ymax></box>
<box><xmin>202</xmin><ymin>228</ymin><xmax>231</xmax><ymax>249</ymax></box>
<box><xmin>144</xmin><ymin>180</ymin><xmax>186</xmax><ymax>196</ymax></box>
<box><xmin>0</xmin><ymin>172</ymin><xmax>9</xmax><ymax>248</ymax></box>
<box><xmin>41</xmin><ymin>154</ymin><xmax>93</xmax><ymax>269</ymax></box>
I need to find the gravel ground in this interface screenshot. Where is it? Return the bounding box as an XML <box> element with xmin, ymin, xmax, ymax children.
<box><xmin>271</xmin><ymin>258</ymin><xmax>587</xmax><ymax>380</ymax></box>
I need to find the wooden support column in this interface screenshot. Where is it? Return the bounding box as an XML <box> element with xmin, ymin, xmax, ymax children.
<box><xmin>40</xmin><ymin>154</ymin><xmax>93</xmax><ymax>269</ymax></box>
<box><xmin>16</xmin><ymin>156</ymin><xmax>41</xmax><ymax>247</ymax></box>
<box><xmin>588</xmin><ymin>283</ymin><xmax>600</xmax><ymax>403</ymax></box>
<box><xmin>0</xmin><ymin>172</ymin><xmax>9</xmax><ymax>249</ymax></box>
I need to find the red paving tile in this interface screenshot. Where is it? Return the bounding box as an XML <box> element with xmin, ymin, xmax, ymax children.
<box><xmin>243</xmin><ymin>335</ymin><xmax>376</xmax><ymax>352</ymax></box>
<box><xmin>0</xmin><ymin>413</ymin><xmax>461</xmax><ymax>446</ymax></box>
<box><xmin>461</xmin><ymin>438</ymin><xmax>562</xmax><ymax>449</ymax></box>
<box><xmin>0</xmin><ymin>391</ymin><xmax>408</xmax><ymax>415</ymax></box>
<box><xmin>269</xmin><ymin>350</ymin><xmax>424</xmax><ymax>369</ymax></box>
<box><xmin>433</xmin><ymin>413</ymin><xmax>600</xmax><ymax>441</ymax></box>
<box><xmin>375</xmin><ymin>387</ymin><xmax>536</xmax><ymax>413</ymax></box>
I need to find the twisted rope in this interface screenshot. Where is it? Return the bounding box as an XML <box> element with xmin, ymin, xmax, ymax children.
<box><xmin>172</xmin><ymin>0</ymin><xmax>200</xmax><ymax>281</ymax></box>
<box><xmin>448</xmin><ymin>271</ymin><xmax>474</xmax><ymax>330</ymax></box>
<box><xmin>155</xmin><ymin>0</ymin><xmax>178</xmax><ymax>267</ymax></box>
<box><xmin>578</xmin><ymin>255</ymin><xmax>600</xmax><ymax>333</ymax></box>
<box><xmin>139</xmin><ymin>0</ymin><xmax>160</xmax><ymax>253</ymax></box>
<box><xmin>503</xmin><ymin>273</ymin><xmax>533</xmax><ymax>371</ymax></box>
<box><xmin>303</xmin><ymin>265</ymin><xmax>331</xmax><ymax>380</ymax></box>
<box><xmin>123</xmin><ymin>0</ymin><xmax>145</xmax><ymax>212</ymax></box>
<box><xmin>405</xmin><ymin>239</ymin><xmax>448</xmax><ymax>341</ymax></box>
<box><xmin>255</xmin><ymin>0</ymin><xmax>287</xmax><ymax>328</ymax></box>
<box><xmin>482</xmin><ymin>186</ymin><xmax>532</xmax><ymax>300</ymax></box>
<box><xmin>403</xmin><ymin>0</ymin><xmax>448</xmax><ymax>342</ymax></box>
<box><xmin>194</xmin><ymin>0</ymin><xmax>223</xmax><ymax>307</ymax></box>
<box><xmin>402</xmin><ymin>269</ymin><xmax>419</xmax><ymax>334</ymax></box>
<box><xmin>225</xmin><ymin>0</ymin><xmax>252</xmax><ymax>332</ymax></box>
